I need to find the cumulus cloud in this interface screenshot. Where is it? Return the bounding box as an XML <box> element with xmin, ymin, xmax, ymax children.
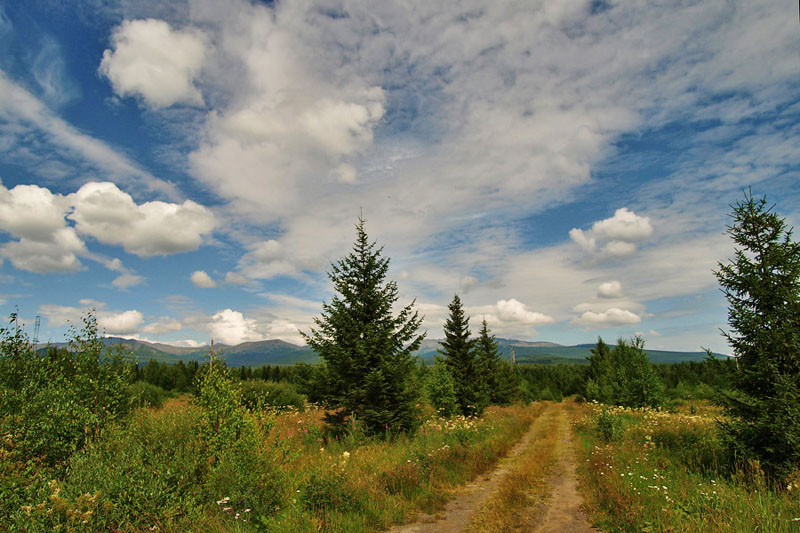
<box><xmin>69</xmin><ymin>181</ymin><xmax>215</xmax><ymax>257</ymax></box>
<box><xmin>209</xmin><ymin>308</ymin><xmax>267</xmax><ymax>345</ymax></box>
<box><xmin>471</xmin><ymin>298</ymin><xmax>554</xmax><ymax>330</ymax></box>
<box><xmin>597</xmin><ymin>281</ymin><xmax>623</xmax><ymax>299</ymax></box>
<box><xmin>1</xmin><ymin>227</ymin><xmax>86</xmax><ymax>274</ymax></box>
<box><xmin>190</xmin><ymin>270</ymin><xmax>216</xmax><ymax>288</ymax></box>
<box><xmin>100</xmin><ymin>18</ymin><xmax>207</xmax><ymax>108</ymax></box>
<box><xmin>0</xmin><ymin>182</ymin><xmax>70</xmax><ymax>240</ymax></box>
<box><xmin>98</xmin><ymin>310</ymin><xmax>144</xmax><ymax>334</ymax></box>
<box><xmin>0</xmin><ymin>181</ymin><xmax>214</xmax><ymax>274</ymax></box>
<box><xmin>39</xmin><ymin>302</ymin><xmax>144</xmax><ymax>335</ymax></box>
<box><xmin>570</xmin><ymin>208</ymin><xmax>653</xmax><ymax>258</ymax></box>
<box><xmin>577</xmin><ymin>308</ymin><xmax>641</xmax><ymax>327</ymax></box>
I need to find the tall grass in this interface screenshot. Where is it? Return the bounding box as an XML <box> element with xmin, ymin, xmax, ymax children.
<box><xmin>2</xmin><ymin>400</ymin><xmax>538</xmax><ymax>531</ymax></box>
<box><xmin>575</xmin><ymin>402</ymin><xmax>800</xmax><ymax>532</ymax></box>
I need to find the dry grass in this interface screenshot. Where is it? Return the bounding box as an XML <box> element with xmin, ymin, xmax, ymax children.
<box><xmin>468</xmin><ymin>401</ymin><xmax>579</xmax><ymax>532</ymax></box>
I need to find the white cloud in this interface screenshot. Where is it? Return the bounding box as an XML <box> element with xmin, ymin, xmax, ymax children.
<box><xmin>577</xmin><ymin>308</ymin><xmax>642</xmax><ymax>327</ymax></box>
<box><xmin>98</xmin><ymin>310</ymin><xmax>144</xmax><ymax>334</ymax></box>
<box><xmin>100</xmin><ymin>18</ymin><xmax>207</xmax><ymax>108</ymax></box>
<box><xmin>468</xmin><ymin>299</ymin><xmax>554</xmax><ymax>337</ymax></box>
<box><xmin>190</xmin><ymin>270</ymin><xmax>216</xmax><ymax>288</ymax></box>
<box><xmin>40</xmin><ymin>303</ymin><xmax>144</xmax><ymax>335</ymax></box>
<box><xmin>209</xmin><ymin>308</ymin><xmax>267</xmax><ymax>345</ymax></box>
<box><xmin>0</xmin><ymin>182</ymin><xmax>70</xmax><ymax>241</ymax></box>
<box><xmin>2</xmin><ymin>227</ymin><xmax>86</xmax><ymax>273</ymax></box>
<box><xmin>570</xmin><ymin>208</ymin><xmax>653</xmax><ymax>257</ymax></box>
<box><xmin>459</xmin><ymin>275</ymin><xmax>478</xmax><ymax>293</ymax></box>
<box><xmin>141</xmin><ymin>317</ymin><xmax>183</xmax><ymax>335</ymax></box>
<box><xmin>223</xmin><ymin>271</ymin><xmax>250</xmax><ymax>285</ymax></box>
<box><xmin>69</xmin><ymin>181</ymin><xmax>216</xmax><ymax>257</ymax></box>
<box><xmin>597</xmin><ymin>281</ymin><xmax>622</xmax><ymax>299</ymax></box>
<box><xmin>112</xmin><ymin>272</ymin><xmax>144</xmax><ymax>289</ymax></box>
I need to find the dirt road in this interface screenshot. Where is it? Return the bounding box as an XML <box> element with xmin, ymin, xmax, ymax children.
<box><xmin>387</xmin><ymin>402</ymin><xmax>599</xmax><ymax>533</ymax></box>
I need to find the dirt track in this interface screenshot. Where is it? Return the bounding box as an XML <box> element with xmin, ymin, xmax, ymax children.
<box><xmin>387</xmin><ymin>402</ymin><xmax>599</xmax><ymax>533</ymax></box>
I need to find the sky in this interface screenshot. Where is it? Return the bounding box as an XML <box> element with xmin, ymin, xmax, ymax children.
<box><xmin>0</xmin><ymin>0</ymin><xmax>797</xmax><ymax>353</ymax></box>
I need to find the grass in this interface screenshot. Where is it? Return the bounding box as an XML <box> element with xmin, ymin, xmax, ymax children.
<box><xmin>575</xmin><ymin>401</ymin><xmax>800</xmax><ymax>532</ymax></box>
<box><xmin>1</xmin><ymin>400</ymin><xmax>540</xmax><ymax>532</ymax></box>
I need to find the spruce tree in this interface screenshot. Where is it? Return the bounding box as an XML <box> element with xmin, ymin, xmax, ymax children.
<box><xmin>476</xmin><ymin>319</ymin><xmax>516</xmax><ymax>405</ymax></box>
<box><xmin>715</xmin><ymin>192</ymin><xmax>800</xmax><ymax>478</ymax></box>
<box><xmin>302</xmin><ymin>217</ymin><xmax>425</xmax><ymax>436</ymax></box>
<box><xmin>439</xmin><ymin>295</ymin><xmax>485</xmax><ymax>415</ymax></box>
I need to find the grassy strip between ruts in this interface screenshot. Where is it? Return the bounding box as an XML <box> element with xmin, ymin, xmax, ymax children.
<box><xmin>467</xmin><ymin>401</ymin><xmax>563</xmax><ymax>532</ymax></box>
<box><xmin>574</xmin><ymin>401</ymin><xmax>800</xmax><ymax>532</ymax></box>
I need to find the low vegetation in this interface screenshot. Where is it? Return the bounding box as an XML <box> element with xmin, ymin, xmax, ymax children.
<box><xmin>576</xmin><ymin>402</ymin><xmax>800</xmax><ymax>532</ymax></box>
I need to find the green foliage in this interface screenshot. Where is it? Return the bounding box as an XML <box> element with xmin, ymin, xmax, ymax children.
<box><xmin>424</xmin><ymin>360</ymin><xmax>459</xmax><ymax>417</ymax></box>
<box><xmin>193</xmin><ymin>356</ymin><xmax>247</xmax><ymax>451</ymax></box>
<box><xmin>596</xmin><ymin>409</ymin><xmax>623</xmax><ymax>442</ymax></box>
<box><xmin>476</xmin><ymin>319</ymin><xmax>518</xmax><ymax>405</ymax></box>
<box><xmin>0</xmin><ymin>312</ymin><xmax>132</xmax><ymax>466</ymax></box>
<box><xmin>715</xmin><ymin>191</ymin><xmax>800</xmax><ymax>479</ymax></box>
<box><xmin>439</xmin><ymin>294</ymin><xmax>486</xmax><ymax>416</ymax></box>
<box><xmin>127</xmin><ymin>381</ymin><xmax>167</xmax><ymax>408</ymax></box>
<box><xmin>239</xmin><ymin>379</ymin><xmax>306</xmax><ymax>412</ymax></box>
<box><xmin>302</xmin><ymin>217</ymin><xmax>425</xmax><ymax>436</ymax></box>
<box><xmin>585</xmin><ymin>336</ymin><xmax>665</xmax><ymax>408</ymax></box>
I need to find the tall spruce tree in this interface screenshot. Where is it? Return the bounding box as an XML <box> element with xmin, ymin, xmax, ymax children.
<box><xmin>439</xmin><ymin>295</ymin><xmax>485</xmax><ymax>415</ymax></box>
<box><xmin>715</xmin><ymin>192</ymin><xmax>800</xmax><ymax>478</ymax></box>
<box><xmin>476</xmin><ymin>319</ymin><xmax>516</xmax><ymax>405</ymax></box>
<box><xmin>302</xmin><ymin>217</ymin><xmax>425</xmax><ymax>436</ymax></box>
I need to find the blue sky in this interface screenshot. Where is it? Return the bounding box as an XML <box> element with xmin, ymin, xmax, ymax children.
<box><xmin>0</xmin><ymin>0</ymin><xmax>798</xmax><ymax>353</ymax></box>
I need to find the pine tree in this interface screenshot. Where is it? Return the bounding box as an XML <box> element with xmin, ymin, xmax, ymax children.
<box><xmin>302</xmin><ymin>217</ymin><xmax>425</xmax><ymax>436</ymax></box>
<box><xmin>439</xmin><ymin>295</ymin><xmax>485</xmax><ymax>415</ymax></box>
<box><xmin>715</xmin><ymin>192</ymin><xmax>800</xmax><ymax>478</ymax></box>
<box><xmin>476</xmin><ymin>319</ymin><xmax>516</xmax><ymax>405</ymax></box>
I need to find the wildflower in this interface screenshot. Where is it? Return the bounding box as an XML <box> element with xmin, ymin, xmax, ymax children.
<box><xmin>342</xmin><ymin>451</ymin><xmax>350</xmax><ymax>459</ymax></box>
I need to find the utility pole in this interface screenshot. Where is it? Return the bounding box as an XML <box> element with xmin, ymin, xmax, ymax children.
<box><xmin>32</xmin><ymin>315</ymin><xmax>40</xmax><ymax>346</ymax></box>
<box><xmin>511</xmin><ymin>346</ymin><xmax>516</xmax><ymax>365</ymax></box>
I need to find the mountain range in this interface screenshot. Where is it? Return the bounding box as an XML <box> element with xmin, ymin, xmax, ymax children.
<box><xmin>35</xmin><ymin>337</ymin><xmax>723</xmax><ymax>367</ymax></box>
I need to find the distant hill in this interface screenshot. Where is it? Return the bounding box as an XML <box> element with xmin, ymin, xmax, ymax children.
<box><xmin>34</xmin><ymin>336</ymin><xmax>724</xmax><ymax>367</ymax></box>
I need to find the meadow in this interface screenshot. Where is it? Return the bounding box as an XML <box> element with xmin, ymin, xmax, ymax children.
<box><xmin>575</xmin><ymin>401</ymin><xmax>800</xmax><ymax>532</ymax></box>
<box><xmin>0</xmin><ymin>388</ymin><xmax>539</xmax><ymax>532</ymax></box>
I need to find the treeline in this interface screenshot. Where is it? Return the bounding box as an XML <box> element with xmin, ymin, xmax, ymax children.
<box><xmin>128</xmin><ymin>352</ymin><xmax>735</xmax><ymax>407</ymax></box>
<box><xmin>129</xmin><ymin>359</ymin><xmax>304</xmax><ymax>392</ymax></box>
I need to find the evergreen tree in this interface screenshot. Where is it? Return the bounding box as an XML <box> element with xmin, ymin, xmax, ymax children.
<box><xmin>476</xmin><ymin>319</ymin><xmax>517</xmax><ymax>405</ymax></box>
<box><xmin>611</xmin><ymin>337</ymin><xmax>665</xmax><ymax>408</ymax></box>
<box><xmin>584</xmin><ymin>336</ymin><xmax>664</xmax><ymax>408</ymax></box>
<box><xmin>302</xmin><ymin>217</ymin><xmax>425</xmax><ymax>435</ymax></box>
<box><xmin>439</xmin><ymin>295</ymin><xmax>485</xmax><ymax>415</ymax></box>
<box><xmin>585</xmin><ymin>337</ymin><xmax>614</xmax><ymax>403</ymax></box>
<box><xmin>715</xmin><ymin>192</ymin><xmax>800</xmax><ymax>478</ymax></box>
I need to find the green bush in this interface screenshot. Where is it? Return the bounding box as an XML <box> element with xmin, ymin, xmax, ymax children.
<box><xmin>597</xmin><ymin>409</ymin><xmax>623</xmax><ymax>442</ymax></box>
<box><xmin>240</xmin><ymin>379</ymin><xmax>306</xmax><ymax>412</ymax></box>
<box><xmin>12</xmin><ymin>407</ymin><xmax>209</xmax><ymax>531</ymax></box>
<box><xmin>127</xmin><ymin>381</ymin><xmax>167</xmax><ymax>408</ymax></box>
<box><xmin>0</xmin><ymin>313</ymin><xmax>132</xmax><ymax>466</ymax></box>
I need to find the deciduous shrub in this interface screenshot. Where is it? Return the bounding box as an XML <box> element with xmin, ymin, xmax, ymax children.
<box><xmin>240</xmin><ymin>379</ymin><xmax>306</xmax><ymax>412</ymax></box>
